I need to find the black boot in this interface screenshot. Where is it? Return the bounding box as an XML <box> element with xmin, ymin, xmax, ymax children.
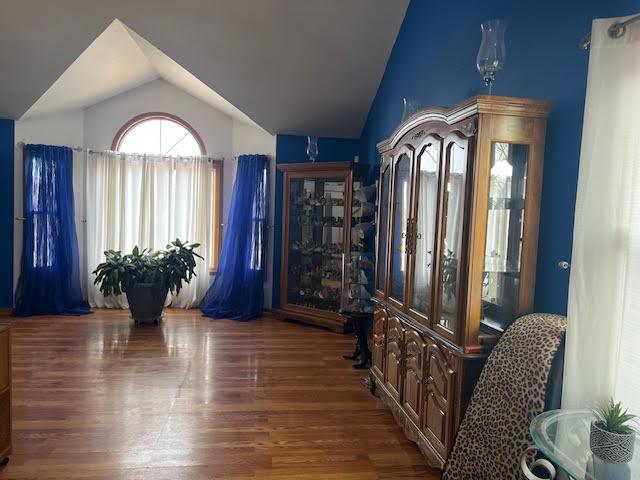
<box><xmin>352</xmin><ymin>349</ymin><xmax>371</xmax><ymax>369</ymax></box>
<box><xmin>352</xmin><ymin>314</ymin><xmax>371</xmax><ymax>368</ymax></box>
<box><xmin>343</xmin><ymin>344</ymin><xmax>361</xmax><ymax>360</ymax></box>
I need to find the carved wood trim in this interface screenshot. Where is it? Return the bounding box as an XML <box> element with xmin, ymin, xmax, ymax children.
<box><xmin>377</xmin><ymin>95</ymin><xmax>550</xmax><ymax>154</ymax></box>
<box><xmin>374</xmin><ymin>376</ymin><xmax>446</xmax><ymax>469</ymax></box>
<box><xmin>372</xmin><ymin>306</ymin><xmax>388</xmax><ymax>380</ymax></box>
<box><xmin>426</xmin><ymin>342</ymin><xmax>456</xmax><ymax>399</ymax></box>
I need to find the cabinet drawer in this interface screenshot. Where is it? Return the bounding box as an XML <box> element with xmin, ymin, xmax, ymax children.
<box><xmin>402</xmin><ymin>328</ymin><xmax>426</xmax><ymax>426</ymax></box>
<box><xmin>423</xmin><ymin>340</ymin><xmax>456</xmax><ymax>459</ymax></box>
<box><xmin>0</xmin><ymin>329</ymin><xmax>8</xmax><ymax>392</ymax></box>
<box><xmin>384</xmin><ymin>316</ymin><xmax>404</xmax><ymax>402</ymax></box>
<box><xmin>371</xmin><ymin>305</ymin><xmax>387</xmax><ymax>381</ymax></box>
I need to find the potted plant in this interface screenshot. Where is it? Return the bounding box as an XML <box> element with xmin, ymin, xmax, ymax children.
<box><xmin>590</xmin><ymin>399</ymin><xmax>637</xmax><ymax>464</ymax></box>
<box><xmin>93</xmin><ymin>239</ymin><xmax>202</xmax><ymax>324</ymax></box>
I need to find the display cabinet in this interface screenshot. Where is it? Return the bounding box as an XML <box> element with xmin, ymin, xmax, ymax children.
<box><xmin>276</xmin><ymin>162</ymin><xmax>377</xmax><ymax>332</ymax></box>
<box><xmin>370</xmin><ymin>95</ymin><xmax>550</xmax><ymax>468</ymax></box>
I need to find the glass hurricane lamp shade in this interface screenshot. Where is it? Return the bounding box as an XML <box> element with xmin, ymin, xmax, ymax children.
<box><xmin>307</xmin><ymin>136</ymin><xmax>319</xmax><ymax>162</ymax></box>
<box><xmin>476</xmin><ymin>19</ymin><xmax>507</xmax><ymax>93</ymax></box>
<box><xmin>402</xmin><ymin>97</ymin><xmax>419</xmax><ymax>121</ymax></box>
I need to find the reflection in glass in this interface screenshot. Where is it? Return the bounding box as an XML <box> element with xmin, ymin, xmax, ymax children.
<box><xmin>287</xmin><ymin>177</ymin><xmax>346</xmax><ymax>312</ymax></box>
<box><xmin>411</xmin><ymin>142</ymin><xmax>440</xmax><ymax>318</ymax></box>
<box><xmin>376</xmin><ymin>166</ymin><xmax>391</xmax><ymax>292</ymax></box>
<box><xmin>390</xmin><ymin>154</ymin><xmax>411</xmax><ymax>303</ymax></box>
<box><xmin>482</xmin><ymin>143</ymin><xmax>528</xmax><ymax>329</ymax></box>
<box><xmin>438</xmin><ymin>141</ymin><xmax>467</xmax><ymax>331</ymax></box>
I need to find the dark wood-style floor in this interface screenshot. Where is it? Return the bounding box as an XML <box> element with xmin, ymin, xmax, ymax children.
<box><xmin>0</xmin><ymin>309</ymin><xmax>439</xmax><ymax>479</ymax></box>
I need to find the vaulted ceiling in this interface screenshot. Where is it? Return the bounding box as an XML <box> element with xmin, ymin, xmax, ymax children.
<box><xmin>21</xmin><ymin>20</ymin><xmax>260</xmax><ymax>128</ymax></box>
<box><xmin>0</xmin><ymin>1</ymin><xmax>409</xmax><ymax>137</ymax></box>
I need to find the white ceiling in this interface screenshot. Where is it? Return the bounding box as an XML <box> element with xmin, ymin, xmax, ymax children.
<box><xmin>23</xmin><ymin>20</ymin><xmax>260</xmax><ymax>128</ymax></box>
<box><xmin>0</xmin><ymin>1</ymin><xmax>409</xmax><ymax>137</ymax></box>
<box><xmin>21</xmin><ymin>20</ymin><xmax>156</xmax><ymax>119</ymax></box>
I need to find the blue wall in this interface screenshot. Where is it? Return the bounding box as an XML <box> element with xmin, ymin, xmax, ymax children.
<box><xmin>0</xmin><ymin>120</ymin><xmax>14</xmax><ymax>308</ymax></box>
<box><xmin>360</xmin><ymin>0</ymin><xmax>638</xmax><ymax>315</ymax></box>
<box><xmin>272</xmin><ymin>134</ymin><xmax>360</xmax><ymax>308</ymax></box>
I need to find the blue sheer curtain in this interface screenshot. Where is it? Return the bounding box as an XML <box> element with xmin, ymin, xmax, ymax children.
<box><xmin>13</xmin><ymin>145</ymin><xmax>90</xmax><ymax>316</ymax></box>
<box><xmin>201</xmin><ymin>154</ymin><xmax>269</xmax><ymax>320</ymax></box>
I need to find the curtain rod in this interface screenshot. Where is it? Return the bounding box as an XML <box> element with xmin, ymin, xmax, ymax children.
<box><xmin>580</xmin><ymin>13</ymin><xmax>640</xmax><ymax>49</ymax></box>
<box><xmin>16</xmin><ymin>141</ymin><xmax>100</xmax><ymax>154</ymax></box>
<box><xmin>15</xmin><ymin>142</ymin><xmax>221</xmax><ymax>161</ymax></box>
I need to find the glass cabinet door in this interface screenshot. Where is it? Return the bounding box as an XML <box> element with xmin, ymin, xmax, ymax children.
<box><xmin>437</xmin><ymin>140</ymin><xmax>468</xmax><ymax>333</ymax></box>
<box><xmin>389</xmin><ymin>153</ymin><xmax>412</xmax><ymax>304</ymax></box>
<box><xmin>481</xmin><ymin>143</ymin><xmax>529</xmax><ymax>329</ymax></box>
<box><xmin>286</xmin><ymin>176</ymin><xmax>346</xmax><ymax>312</ymax></box>
<box><xmin>376</xmin><ymin>163</ymin><xmax>391</xmax><ymax>293</ymax></box>
<box><xmin>410</xmin><ymin>141</ymin><xmax>441</xmax><ymax>320</ymax></box>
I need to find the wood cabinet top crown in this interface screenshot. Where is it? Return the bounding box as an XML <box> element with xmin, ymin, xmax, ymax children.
<box><xmin>377</xmin><ymin>95</ymin><xmax>551</xmax><ymax>154</ymax></box>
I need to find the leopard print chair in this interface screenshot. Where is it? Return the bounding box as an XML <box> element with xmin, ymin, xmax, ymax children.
<box><xmin>442</xmin><ymin>313</ymin><xmax>567</xmax><ymax>480</ymax></box>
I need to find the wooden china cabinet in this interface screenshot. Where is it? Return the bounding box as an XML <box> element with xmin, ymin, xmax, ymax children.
<box><xmin>371</xmin><ymin>95</ymin><xmax>550</xmax><ymax>468</ymax></box>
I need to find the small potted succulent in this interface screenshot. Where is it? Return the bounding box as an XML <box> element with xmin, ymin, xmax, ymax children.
<box><xmin>590</xmin><ymin>400</ymin><xmax>637</xmax><ymax>464</ymax></box>
<box><xmin>93</xmin><ymin>239</ymin><xmax>202</xmax><ymax>324</ymax></box>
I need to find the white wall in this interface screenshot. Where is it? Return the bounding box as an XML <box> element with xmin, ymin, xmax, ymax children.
<box><xmin>84</xmin><ymin>78</ymin><xmax>233</xmax><ymax>155</ymax></box>
<box><xmin>13</xmin><ymin>78</ymin><xmax>277</xmax><ymax>308</ymax></box>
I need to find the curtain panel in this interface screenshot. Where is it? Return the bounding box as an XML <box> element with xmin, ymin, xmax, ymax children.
<box><xmin>563</xmin><ymin>15</ymin><xmax>640</xmax><ymax>413</ymax></box>
<box><xmin>13</xmin><ymin>145</ymin><xmax>90</xmax><ymax>316</ymax></box>
<box><xmin>85</xmin><ymin>151</ymin><xmax>212</xmax><ymax>309</ymax></box>
<box><xmin>201</xmin><ymin>154</ymin><xmax>269</xmax><ymax>320</ymax></box>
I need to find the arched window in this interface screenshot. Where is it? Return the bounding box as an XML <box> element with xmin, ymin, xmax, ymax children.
<box><xmin>112</xmin><ymin>113</ymin><xmax>222</xmax><ymax>273</ymax></box>
<box><xmin>112</xmin><ymin>112</ymin><xmax>206</xmax><ymax>156</ymax></box>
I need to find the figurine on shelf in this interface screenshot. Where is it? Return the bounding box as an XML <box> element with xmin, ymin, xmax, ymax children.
<box><xmin>352</xmin><ymin>201</ymin><xmax>375</xmax><ymax>218</ymax></box>
<box><xmin>351</xmin><ymin>254</ymin><xmax>374</xmax><ymax>271</ymax></box>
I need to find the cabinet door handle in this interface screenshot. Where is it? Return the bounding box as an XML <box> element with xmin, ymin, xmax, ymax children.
<box><xmin>405</xmin><ymin>218</ymin><xmax>416</xmax><ymax>254</ymax></box>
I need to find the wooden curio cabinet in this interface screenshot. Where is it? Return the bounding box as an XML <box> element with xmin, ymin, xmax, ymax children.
<box><xmin>370</xmin><ymin>95</ymin><xmax>550</xmax><ymax>468</ymax></box>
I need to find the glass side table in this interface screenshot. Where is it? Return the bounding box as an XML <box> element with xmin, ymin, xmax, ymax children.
<box><xmin>524</xmin><ymin>409</ymin><xmax>640</xmax><ymax>480</ymax></box>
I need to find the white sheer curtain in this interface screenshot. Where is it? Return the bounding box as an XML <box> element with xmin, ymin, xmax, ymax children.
<box><xmin>563</xmin><ymin>14</ymin><xmax>640</xmax><ymax>413</ymax></box>
<box><xmin>86</xmin><ymin>151</ymin><xmax>211</xmax><ymax>309</ymax></box>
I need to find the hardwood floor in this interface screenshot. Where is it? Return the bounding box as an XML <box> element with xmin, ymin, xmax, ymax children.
<box><xmin>0</xmin><ymin>309</ymin><xmax>439</xmax><ymax>479</ymax></box>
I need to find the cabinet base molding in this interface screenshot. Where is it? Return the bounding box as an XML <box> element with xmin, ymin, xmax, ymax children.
<box><xmin>273</xmin><ymin>307</ymin><xmax>350</xmax><ymax>334</ymax></box>
<box><xmin>373</xmin><ymin>375</ymin><xmax>445</xmax><ymax>469</ymax></box>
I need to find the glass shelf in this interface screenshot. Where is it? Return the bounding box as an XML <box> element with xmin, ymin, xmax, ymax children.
<box><xmin>481</xmin><ymin>142</ymin><xmax>529</xmax><ymax>330</ymax></box>
<box><xmin>286</xmin><ymin>177</ymin><xmax>346</xmax><ymax>312</ymax></box>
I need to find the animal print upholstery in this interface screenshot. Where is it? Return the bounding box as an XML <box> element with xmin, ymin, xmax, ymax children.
<box><xmin>442</xmin><ymin>313</ymin><xmax>567</xmax><ymax>480</ymax></box>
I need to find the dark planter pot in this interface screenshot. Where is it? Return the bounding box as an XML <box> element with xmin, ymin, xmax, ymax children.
<box><xmin>125</xmin><ymin>283</ymin><xmax>168</xmax><ymax>325</ymax></box>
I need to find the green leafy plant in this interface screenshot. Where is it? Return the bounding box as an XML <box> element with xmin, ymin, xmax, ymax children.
<box><xmin>93</xmin><ymin>239</ymin><xmax>203</xmax><ymax>296</ymax></box>
<box><xmin>594</xmin><ymin>399</ymin><xmax>637</xmax><ymax>434</ymax></box>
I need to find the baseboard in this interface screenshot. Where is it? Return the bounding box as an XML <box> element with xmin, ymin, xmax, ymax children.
<box><xmin>272</xmin><ymin>307</ymin><xmax>350</xmax><ymax>334</ymax></box>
